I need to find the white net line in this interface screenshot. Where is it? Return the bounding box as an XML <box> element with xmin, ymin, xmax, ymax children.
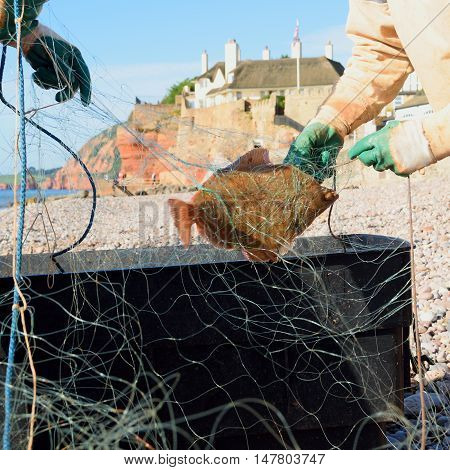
<box><xmin>0</xmin><ymin>29</ymin><xmax>448</xmax><ymax>450</ymax></box>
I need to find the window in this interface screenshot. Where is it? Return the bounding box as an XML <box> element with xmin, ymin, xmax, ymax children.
<box><xmin>275</xmin><ymin>96</ymin><xmax>285</xmax><ymax>116</ymax></box>
<box><xmin>394</xmin><ymin>96</ymin><xmax>403</xmax><ymax>107</ymax></box>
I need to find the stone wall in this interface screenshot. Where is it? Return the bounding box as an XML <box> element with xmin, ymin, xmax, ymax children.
<box><xmin>129</xmin><ymin>104</ymin><xmax>178</xmax><ymax>132</ymax></box>
<box><xmin>174</xmin><ymin>86</ymin><xmax>337</xmax><ymax>170</ymax></box>
<box><xmin>284</xmin><ymin>85</ymin><xmax>334</xmax><ymax>128</ymax></box>
<box><xmin>175</xmin><ymin>94</ymin><xmax>300</xmax><ymax>171</ymax></box>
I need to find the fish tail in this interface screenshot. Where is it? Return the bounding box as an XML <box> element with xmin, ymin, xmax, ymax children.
<box><xmin>168</xmin><ymin>199</ymin><xmax>195</xmax><ymax>247</ymax></box>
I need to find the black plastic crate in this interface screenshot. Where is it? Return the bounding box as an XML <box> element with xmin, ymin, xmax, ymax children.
<box><xmin>0</xmin><ymin>235</ymin><xmax>412</xmax><ymax>449</ymax></box>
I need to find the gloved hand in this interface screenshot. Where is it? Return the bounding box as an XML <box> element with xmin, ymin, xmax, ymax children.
<box><xmin>348</xmin><ymin>120</ymin><xmax>436</xmax><ymax>176</ymax></box>
<box><xmin>21</xmin><ymin>24</ymin><xmax>91</xmax><ymax>106</ymax></box>
<box><xmin>283</xmin><ymin>122</ymin><xmax>344</xmax><ymax>182</ymax></box>
<box><xmin>0</xmin><ymin>1</ymin><xmax>48</xmax><ymax>43</ymax></box>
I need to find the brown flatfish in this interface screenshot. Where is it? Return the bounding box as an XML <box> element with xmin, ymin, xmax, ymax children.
<box><xmin>169</xmin><ymin>148</ymin><xmax>338</xmax><ymax>262</ymax></box>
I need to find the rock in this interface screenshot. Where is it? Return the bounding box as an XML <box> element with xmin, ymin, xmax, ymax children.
<box><xmin>432</xmin><ymin>306</ymin><xmax>447</xmax><ymax>318</ymax></box>
<box><xmin>392</xmin><ymin>430</ymin><xmax>407</xmax><ymax>441</ymax></box>
<box><xmin>416</xmin><ymin>265</ymin><xmax>428</xmax><ymax>273</ymax></box>
<box><xmin>442</xmin><ymin>436</ymin><xmax>450</xmax><ymax>449</ymax></box>
<box><xmin>419</xmin><ymin>311</ymin><xmax>437</xmax><ymax>323</ymax></box>
<box><xmin>404</xmin><ymin>392</ymin><xmax>446</xmax><ymax>416</ymax></box>
<box><xmin>437</xmin><ymin>415</ymin><xmax>448</xmax><ymax>427</ymax></box>
<box><xmin>425</xmin><ymin>368</ymin><xmax>446</xmax><ymax>383</ymax></box>
<box><xmin>420</xmin><ymin>341</ymin><xmax>437</xmax><ymax>354</ymax></box>
<box><xmin>418</xmin><ymin>324</ymin><xmax>428</xmax><ymax>334</ymax></box>
<box><xmin>387</xmin><ymin>435</ymin><xmax>401</xmax><ymax>448</ymax></box>
<box><xmin>438</xmin><ymin>288</ymin><xmax>448</xmax><ymax>297</ymax></box>
<box><xmin>419</xmin><ymin>292</ymin><xmax>433</xmax><ymax>301</ymax></box>
<box><xmin>45</xmin><ymin>105</ymin><xmax>181</xmax><ymax>193</ymax></box>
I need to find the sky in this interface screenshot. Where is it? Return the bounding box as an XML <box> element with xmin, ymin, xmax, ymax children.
<box><xmin>0</xmin><ymin>0</ymin><xmax>352</xmax><ymax>173</ymax></box>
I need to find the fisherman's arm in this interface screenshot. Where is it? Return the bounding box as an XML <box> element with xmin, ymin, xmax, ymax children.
<box><xmin>313</xmin><ymin>0</ymin><xmax>413</xmax><ymax>136</ymax></box>
<box><xmin>0</xmin><ymin>0</ymin><xmax>91</xmax><ymax>106</ymax></box>
<box><xmin>349</xmin><ymin>104</ymin><xmax>450</xmax><ymax>175</ymax></box>
<box><xmin>284</xmin><ymin>0</ymin><xmax>413</xmax><ymax>180</ymax></box>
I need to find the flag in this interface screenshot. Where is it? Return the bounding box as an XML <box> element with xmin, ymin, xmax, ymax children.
<box><xmin>293</xmin><ymin>19</ymin><xmax>299</xmax><ymax>42</ymax></box>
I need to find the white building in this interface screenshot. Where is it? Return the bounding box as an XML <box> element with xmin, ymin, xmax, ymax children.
<box><xmin>187</xmin><ymin>39</ymin><xmax>344</xmax><ymax>109</ymax></box>
<box><xmin>395</xmin><ymin>92</ymin><xmax>432</xmax><ymax>121</ymax></box>
<box><xmin>190</xmin><ymin>61</ymin><xmax>227</xmax><ymax>109</ymax></box>
<box><xmin>362</xmin><ymin>72</ymin><xmax>426</xmax><ymax>136</ymax></box>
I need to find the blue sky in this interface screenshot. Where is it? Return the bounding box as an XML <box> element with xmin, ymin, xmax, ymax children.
<box><xmin>44</xmin><ymin>0</ymin><xmax>351</xmax><ymax>63</ymax></box>
<box><xmin>0</xmin><ymin>0</ymin><xmax>352</xmax><ymax>172</ymax></box>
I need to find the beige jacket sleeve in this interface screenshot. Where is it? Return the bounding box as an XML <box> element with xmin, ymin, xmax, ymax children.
<box><xmin>387</xmin><ymin>109</ymin><xmax>449</xmax><ymax>175</ymax></box>
<box><xmin>422</xmin><ymin>104</ymin><xmax>450</xmax><ymax>162</ymax></box>
<box><xmin>313</xmin><ymin>0</ymin><xmax>413</xmax><ymax>138</ymax></box>
<box><xmin>382</xmin><ymin>105</ymin><xmax>449</xmax><ymax>174</ymax></box>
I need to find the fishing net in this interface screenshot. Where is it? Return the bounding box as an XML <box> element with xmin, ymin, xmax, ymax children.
<box><xmin>0</xmin><ymin>15</ymin><xmax>448</xmax><ymax>451</ymax></box>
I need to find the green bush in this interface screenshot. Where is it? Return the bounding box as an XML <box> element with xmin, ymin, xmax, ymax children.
<box><xmin>162</xmin><ymin>78</ymin><xmax>195</xmax><ymax>104</ymax></box>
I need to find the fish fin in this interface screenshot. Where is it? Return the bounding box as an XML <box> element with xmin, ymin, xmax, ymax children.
<box><xmin>220</xmin><ymin>148</ymin><xmax>271</xmax><ymax>173</ymax></box>
<box><xmin>322</xmin><ymin>187</ymin><xmax>339</xmax><ymax>203</ymax></box>
<box><xmin>168</xmin><ymin>199</ymin><xmax>195</xmax><ymax>247</ymax></box>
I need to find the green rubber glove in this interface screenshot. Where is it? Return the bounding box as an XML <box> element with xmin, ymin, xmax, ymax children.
<box><xmin>348</xmin><ymin>121</ymin><xmax>407</xmax><ymax>176</ymax></box>
<box><xmin>283</xmin><ymin>122</ymin><xmax>344</xmax><ymax>182</ymax></box>
<box><xmin>24</xmin><ymin>31</ymin><xmax>92</xmax><ymax>106</ymax></box>
<box><xmin>0</xmin><ymin>0</ymin><xmax>48</xmax><ymax>43</ymax></box>
<box><xmin>0</xmin><ymin>2</ymin><xmax>90</xmax><ymax>105</ymax></box>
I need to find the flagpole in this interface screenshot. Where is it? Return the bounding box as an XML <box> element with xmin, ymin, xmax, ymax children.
<box><xmin>294</xmin><ymin>19</ymin><xmax>301</xmax><ymax>92</ymax></box>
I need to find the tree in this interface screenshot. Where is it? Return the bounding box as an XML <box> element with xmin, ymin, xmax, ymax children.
<box><xmin>161</xmin><ymin>78</ymin><xmax>195</xmax><ymax>104</ymax></box>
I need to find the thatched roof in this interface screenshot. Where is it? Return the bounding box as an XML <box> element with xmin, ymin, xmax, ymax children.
<box><xmin>197</xmin><ymin>62</ymin><xmax>225</xmax><ymax>81</ymax></box>
<box><xmin>396</xmin><ymin>91</ymin><xmax>429</xmax><ymax>110</ymax></box>
<box><xmin>204</xmin><ymin>56</ymin><xmax>344</xmax><ymax>95</ymax></box>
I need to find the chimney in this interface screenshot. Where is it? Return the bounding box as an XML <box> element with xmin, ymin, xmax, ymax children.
<box><xmin>262</xmin><ymin>46</ymin><xmax>270</xmax><ymax>60</ymax></box>
<box><xmin>225</xmin><ymin>39</ymin><xmax>239</xmax><ymax>82</ymax></box>
<box><xmin>201</xmin><ymin>50</ymin><xmax>208</xmax><ymax>74</ymax></box>
<box><xmin>325</xmin><ymin>41</ymin><xmax>333</xmax><ymax>60</ymax></box>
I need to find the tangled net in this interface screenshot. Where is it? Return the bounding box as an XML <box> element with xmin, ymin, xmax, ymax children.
<box><xmin>0</xmin><ymin>18</ymin><xmax>448</xmax><ymax>451</ymax></box>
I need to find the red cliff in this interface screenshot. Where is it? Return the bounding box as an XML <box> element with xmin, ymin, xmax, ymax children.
<box><xmin>43</xmin><ymin>104</ymin><xmax>188</xmax><ymax>194</ymax></box>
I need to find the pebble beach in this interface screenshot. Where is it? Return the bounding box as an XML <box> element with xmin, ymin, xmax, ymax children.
<box><xmin>0</xmin><ymin>172</ymin><xmax>448</xmax><ymax>448</ymax></box>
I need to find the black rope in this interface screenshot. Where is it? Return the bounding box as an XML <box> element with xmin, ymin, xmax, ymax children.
<box><xmin>0</xmin><ymin>45</ymin><xmax>97</xmax><ymax>273</ymax></box>
<box><xmin>327</xmin><ymin>170</ymin><xmax>348</xmax><ymax>253</ymax></box>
